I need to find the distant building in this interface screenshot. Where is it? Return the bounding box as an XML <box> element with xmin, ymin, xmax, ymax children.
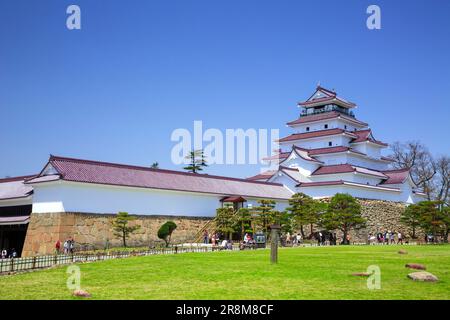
<box><xmin>248</xmin><ymin>86</ymin><xmax>426</xmax><ymax>203</ymax></box>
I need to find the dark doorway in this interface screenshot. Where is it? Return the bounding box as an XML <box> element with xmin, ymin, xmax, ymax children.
<box><xmin>0</xmin><ymin>224</ymin><xmax>28</xmax><ymax>257</ymax></box>
<box><xmin>0</xmin><ymin>204</ymin><xmax>32</xmax><ymax>257</ymax></box>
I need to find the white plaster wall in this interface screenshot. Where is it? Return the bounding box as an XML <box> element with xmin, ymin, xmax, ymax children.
<box><xmin>280</xmin><ymin>155</ymin><xmax>320</xmax><ymax>176</ymax></box>
<box><xmin>282</xmin><ymin>135</ymin><xmax>351</xmax><ymax>150</ymax></box>
<box><xmin>31</xmin><ymin>181</ymin><xmax>289</xmax><ymax>216</ymax></box>
<box><xmin>298</xmin><ymin>184</ymin><xmax>418</xmax><ymax>203</ymax></box>
<box><xmin>270</xmin><ymin>172</ymin><xmax>303</xmax><ymax>190</ymax></box>
<box><xmin>292</xmin><ymin>119</ymin><xmax>363</xmax><ymax>133</ymax></box>
<box><xmin>314</xmin><ymin>153</ymin><xmax>389</xmax><ymax>171</ymax></box>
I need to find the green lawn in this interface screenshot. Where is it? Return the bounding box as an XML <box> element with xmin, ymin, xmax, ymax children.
<box><xmin>1</xmin><ymin>245</ymin><xmax>449</xmax><ymax>300</ymax></box>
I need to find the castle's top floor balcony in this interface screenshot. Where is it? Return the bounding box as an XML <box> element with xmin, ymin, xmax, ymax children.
<box><xmin>300</xmin><ymin>104</ymin><xmax>355</xmax><ymax>118</ymax></box>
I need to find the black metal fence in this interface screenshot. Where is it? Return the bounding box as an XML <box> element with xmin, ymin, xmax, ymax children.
<box><xmin>0</xmin><ymin>245</ymin><xmax>238</xmax><ymax>274</ymax></box>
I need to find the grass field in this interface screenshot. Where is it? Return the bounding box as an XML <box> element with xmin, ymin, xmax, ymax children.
<box><xmin>1</xmin><ymin>245</ymin><xmax>449</xmax><ymax>300</ymax></box>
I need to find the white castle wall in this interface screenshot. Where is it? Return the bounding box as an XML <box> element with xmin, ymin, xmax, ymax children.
<box><xmin>31</xmin><ymin>181</ymin><xmax>289</xmax><ymax>217</ymax></box>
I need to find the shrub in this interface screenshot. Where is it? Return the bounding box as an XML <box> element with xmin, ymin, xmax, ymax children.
<box><xmin>157</xmin><ymin>221</ymin><xmax>177</xmax><ymax>247</ymax></box>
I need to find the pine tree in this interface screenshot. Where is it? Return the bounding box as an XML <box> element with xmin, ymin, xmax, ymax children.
<box><xmin>319</xmin><ymin>193</ymin><xmax>365</xmax><ymax>245</ymax></box>
<box><xmin>112</xmin><ymin>212</ymin><xmax>141</xmax><ymax>247</ymax></box>
<box><xmin>184</xmin><ymin>149</ymin><xmax>208</xmax><ymax>173</ymax></box>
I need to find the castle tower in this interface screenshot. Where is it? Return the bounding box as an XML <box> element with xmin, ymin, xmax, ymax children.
<box><xmin>247</xmin><ymin>86</ymin><xmax>426</xmax><ymax>203</ymax></box>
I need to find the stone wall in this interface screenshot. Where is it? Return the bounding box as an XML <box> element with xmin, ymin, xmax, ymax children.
<box><xmin>22</xmin><ymin>212</ymin><xmax>212</xmax><ymax>256</ymax></box>
<box><xmin>316</xmin><ymin>199</ymin><xmax>423</xmax><ymax>243</ymax></box>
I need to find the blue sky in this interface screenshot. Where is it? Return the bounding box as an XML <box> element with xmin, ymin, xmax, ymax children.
<box><xmin>1</xmin><ymin>0</ymin><xmax>449</xmax><ymax>178</ymax></box>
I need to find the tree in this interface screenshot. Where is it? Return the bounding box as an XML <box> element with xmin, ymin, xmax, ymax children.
<box><xmin>270</xmin><ymin>210</ymin><xmax>292</xmax><ymax>235</ymax></box>
<box><xmin>184</xmin><ymin>149</ymin><xmax>208</xmax><ymax>173</ymax></box>
<box><xmin>235</xmin><ymin>208</ymin><xmax>253</xmax><ymax>240</ymax></box>
<box><xmin>251</xmin><ymin>199</ymin><xmax>276</xmax><ymax>236</ymax></box>
<box><xmin>286</xmin><ymin>193</ymin><xmax>320</xmax><ymax>238</ymax></box>
<box><xmin>112</xmin><ymin>212</ymin><xmax>141</xmax><ymax>247</ymax></box>
<box><xmin>441</xmin><ymin>206</ymin><xmax>450</xmax><ymax>243</ymax></box>
<box><xmin>215</xmin><ymin>207</ymin><xmax>236</xmax><ymax>240</ymax></box>
<box><xmin>417</xmin><ymin>201</ymin><xmax>445</xmax><ymax>240</ymax></box>
<box><xmin>401</xmin><ymin>203</ymin><xmax>422</xmax><ymax>239</ymax></box>
<box><xmin>151</xmin><ymin>162</ymin><xmax>159</xmax><ymax>169</ymax></box>
<box><xmin>390</xmin><ymin>141</ymin><xmax>436</xmax><ymax>199</ymax></box>
<box><xmin>434</xmin><ymin>156</ymin><xmax>450</xmax><ymax>206</ymax></box>
<box><xmin>319</xmin><ymin>193</ymin><xmax>366</xmax><ymax>245</ymax></box>
<box><xmin>157</xmin><ymin>221</ymin><xmax>177</xmax><ymax>247</ymax></box>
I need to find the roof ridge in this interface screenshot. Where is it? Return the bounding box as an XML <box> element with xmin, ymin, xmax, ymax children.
<box><xmin>382</xmin><ymin>168</ymin><xmax>410</xmax><ymax>173</ymax></box>
<box><xmin>0</xmin><ymin>174</ymin><xmax>38</xmax><ymax>183</ymax></box>
<box><xmin>49</xmin><ymin>155</ymin><xmax>284</xmax><ymax>187</ymax></box>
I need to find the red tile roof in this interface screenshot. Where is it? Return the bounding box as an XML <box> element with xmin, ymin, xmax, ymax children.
<box><xmin>380</xmin><ymin>168</ymin><xmax>411</xmax><ymax>185</ymax></box>
<box><xmin>220</xmin><ymin>196</ymin><xmax>247</xmax><ymax>202</ymax></box>
<box><xmin>302</xmin><ymin>146</ymin><xmax>365</xmax><ymax>156</ymax></box>
<box><xmin>246</xmin><ymin>170</ymin><xmax>277</xmax><ymax>181</ymax></box>
<box><xmin>289</xmin><ymin>147</ymin><xmax>323</xmax><ymax>164</ymax></box>
<box><xmin>278</xmin><ymin>128</ymin><xmax>357</xmax><ymax>143</ymax></box>
<box><xmin>351</xmin><ymin>129</ymin><xmax>388</xmax><ymax>147</ymax></box>
<box><xmin>26</xmin><ymin>156</ymin><xmax>292</xmax><ymax>200</ymax></box>
<box><xmin>0</xmin><ymin>175</ymin><xmax>35</xmax><ymax>201</ymax></box>
<box><xmin>287</xmin><ymin>111</ymin><xmax>368</xmax><ymax>127</ymax></box>
<box><xmin>311</xmin><ymin>164</ymin><xmax>387</xmax><ymax>179</ymax></box>
<box><xmin>297</xmin><ymin>180</ymin><xmax>400</xmax><ymax>191</ymax></box>
<box><xmin>262</xmin><ymin>152</ymin><xmax>290</xmax><ymax>161</ymax></box>
<box><xmin>298</xmin><ymin>86</ymin><xmax>356</xmax><ymax>108</ymax></box>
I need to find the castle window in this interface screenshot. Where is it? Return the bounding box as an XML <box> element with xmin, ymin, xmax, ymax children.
<box><xmin>344</xmin><ymin>125</ymin><xmax>347</xmax><ymax>129</ymax></box>
<box><xmin>306</xmin><ymin>127</ymin><xmax>310</xmax><ymax>132</ymax></box>
<box><xmin>328</xmin><ymin>141</ymin><xmax>332</xmax><ymax>147</ymax></box>
<box><xmin>324</xmin><ymin>124</ymin><xmax>328</xmax><ymax>129</ymax></box>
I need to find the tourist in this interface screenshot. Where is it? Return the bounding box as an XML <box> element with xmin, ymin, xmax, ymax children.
<box><xmin>9</xmin><ymin>248</ymin><xmax>17</xmax><ymax>258</ymax></box>
<box><xmin>211</xmin><ymin>234</ymin><xmax>216</xmax><ymax>246</ymax></box>
<box><xmin>384</xmin><ymin>231</ymin><xmax>390</xmax><ymax>245</ymax></box>
<box><xmin>55</xmin><ymin>240</ymin><xmax>61</xmax><ymax>254</ymax></box>
<box><xmin>203</xmin><ymin>230</ymin><xmax>209</xmax><ymax>244</ymax></box>
<box><xmin>69</xmin><ymin>238</ymin><xmax>75</xmax><ymax>254</ymax></box>
<box><xmin>1</xmin><ymin>249</ymin><xmax>7</xmax><ymax>259</ymax></box>
<box><xmin>346</xmin><ymin>234</ymin><xmax>351</xmax><ymax>245</ymax></box>
<box><xmin>296</xmin><ymin>233</ymin><xmax>302</xmax><ymax>245</ymax></box>
<box><xmin>397</xmin><ymin>232</ymin><xmax>403</xmax><ymax>244</ymax></box>
<box><xmin>390</xmin><ymin>232</ymin><xmax>395</xmax><ymax>244</ymax></box>
<box><xmin>63</xmin><ymin>240</ymin><xmax>69</xmax><ymax>254</ymax></box>
<box><xmin>377</xmin><ymin>232</ymin><xmax>383</xmax><ymax>244</ymax></box>
<box><xmin>221</xmin><ymin>239</ymin><xmax>228</xmax><ymax>249</ymax></box>
<box><xmin>243</xmin><ymin>233</ymin><xmax>249</xmax><ymax>243</ymax></box>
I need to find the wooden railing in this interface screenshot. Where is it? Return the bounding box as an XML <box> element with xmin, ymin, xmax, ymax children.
<box><xmin>0</xmin><ymin>245</ymin><xmax>238</xmax><ymax>274</ymax></box>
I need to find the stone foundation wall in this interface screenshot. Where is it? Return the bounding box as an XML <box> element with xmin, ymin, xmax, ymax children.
<box><xmin>315</xmin><ymin>199</ymin><xmax>423</xmax><ymax>243</ymax></box>
<box><xmin>22</xmin><ymin>212</ymin><xmax>212</xmax><ymax>256</ymax></box>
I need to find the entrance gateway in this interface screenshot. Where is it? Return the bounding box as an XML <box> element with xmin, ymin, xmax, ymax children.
<box><xmin>0</xmin><ymin>175</ymin><xmax>34</xmax><ymax>257</ymax></box>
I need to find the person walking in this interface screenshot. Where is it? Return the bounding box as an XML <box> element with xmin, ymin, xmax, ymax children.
<box><xmin>1</xmin><ymin>249</ymin><xmax>7</xmax><ymax>259</ymax></box>
<box><xmin>390</xmin><ymin>232</ymin><xmax>395</xmax><ymax>244</ymax></box>
<box><xmin>397</xmin><ymin>232</ymin><xmax>403</xmax><ymax>244</ymax></box>
<box><xmin>203</xmin><ymin>230</ymin><xmax>209</xmax><ymax>244</ymax></box>
<box><xmin>69</xmin><ymin>238</ymin><xmax>75</xmax><ymax>254</ymax></box>
<box><xmin>55</xmin><ymin>240</ymin><xmax>61</xmax><ymax>254</ymax></box>
<box><xmin>63</xmin><ymin>240</ymin><xmax>69</xmax><ymax>254</ymax></box>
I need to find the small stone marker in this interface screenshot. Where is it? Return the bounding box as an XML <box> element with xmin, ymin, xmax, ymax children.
<box><xmin>407</xmin><ymin>271</ymin><xmax>438</xmax><ymax>282</ymax></box>
<box><xmin>398</xmin><ymin>250</ymin><xmax>408</xmax><ymax>254</ymax></box>
<box><xmin>73</xmin><ymin>289</ymin><xmax>91</xmax><ymax>298</ymax></box>
<box><xmin>405</xmin><ymin>263</ymin><xmax>426</xmax><ymax>270</ymax></box>
<box><xmin>270</xmin><ymin>224</ymin><xmax>280</xmax><ymax>264</ymax></box>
